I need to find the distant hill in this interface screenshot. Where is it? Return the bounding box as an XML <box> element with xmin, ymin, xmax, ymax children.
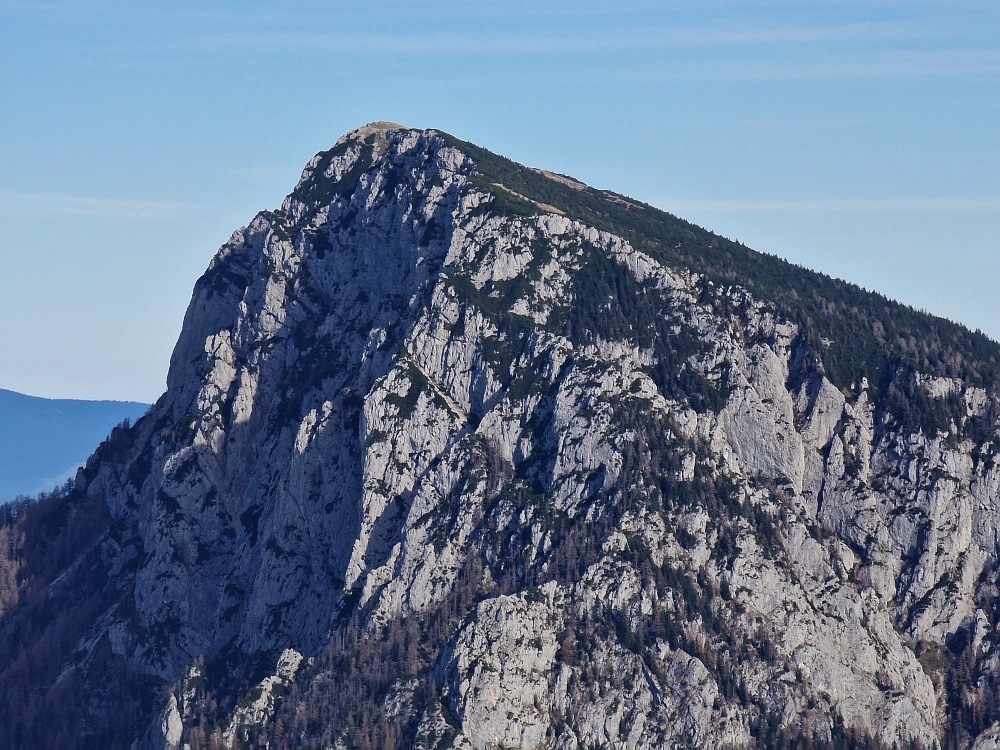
<box><xmin>0</xmin><ymin>388</ymin><xmax>149</xmax><ymax>501</ymax></box>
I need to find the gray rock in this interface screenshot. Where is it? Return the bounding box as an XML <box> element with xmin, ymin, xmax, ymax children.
<box><xmin>15</xmin><ymin>123</ymin><xmax>1000</xmax><ymax>748</ymax></box>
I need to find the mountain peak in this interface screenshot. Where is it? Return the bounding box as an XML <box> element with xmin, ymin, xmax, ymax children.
<box><xmin>3</xmin><ymin>126</ymin><xmax>1000</xmax><ymax>748</ymax></box>
<box><xmin>336</xmin><ymin>120</ymin><xmax>411</xmax><ymax>145</ymax></box>
<box><xmin>329</xmin><ymin>120</ymin><xmax>416</xmax><ymax>161</ymax></box>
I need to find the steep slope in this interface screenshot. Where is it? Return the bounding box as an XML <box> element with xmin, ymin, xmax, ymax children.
<box><xmin>2</xmin><ymin>122</ymin><xmax>1000</xmax><ymax>749</ymax></box>
<box><xmin>0</xmin><ymin>389</ymin><xmax>148</xmax><ymax>501</ymax></box>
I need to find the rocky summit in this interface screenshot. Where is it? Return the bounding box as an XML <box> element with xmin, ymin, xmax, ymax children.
<box><xmin>3</xmin><ymin>122</ymin><xmax>1000</xmax><ymax>749</ymax></box>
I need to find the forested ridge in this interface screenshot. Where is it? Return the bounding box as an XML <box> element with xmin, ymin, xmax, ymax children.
<box><xmin>438</xmin><ymin>132</ymin><xmax>1000</xmax><ymax>401</ymax></box>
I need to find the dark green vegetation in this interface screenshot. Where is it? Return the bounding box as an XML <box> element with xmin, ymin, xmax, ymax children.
<box><xmin>446</xmin><ymin>237</ymin><xmax>731</xmax><ymax>414</ymax></box>
<box><xmin>438</xmin><ymin>132</ymin><xmax>1000</xmax><ymax>406</ymax></box>
<box><xmin>0</xmin><ymin>475</ymin><xmax>160</xmax><ymax>749</ymax></box>
<box><xmin>290</xmin><ymin>139</ymin><xmax>375</xmax><ymax>213</ymax></box>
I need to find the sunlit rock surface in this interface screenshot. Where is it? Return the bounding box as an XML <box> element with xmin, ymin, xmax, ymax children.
<box><xmin>4</xmin><ymin>123</ymin><xmax>1000</xmax><ymax>749</ymax></box>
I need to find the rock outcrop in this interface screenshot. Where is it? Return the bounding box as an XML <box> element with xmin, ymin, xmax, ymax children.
<box><xmin>2</xmin><ymin>122</ymin><xmax>1000</xmax><ymax>749</ymax></box>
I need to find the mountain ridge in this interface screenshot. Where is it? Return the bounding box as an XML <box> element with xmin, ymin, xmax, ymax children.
<box><xmin>432</xmin><ymin>130</ymin><xmax>1000</xmax><ymax>396</ymax></box>
<box><xmin>1</xmin><ymin>123</ymin><xmax>999</xmax><ymax>748</ymax></box>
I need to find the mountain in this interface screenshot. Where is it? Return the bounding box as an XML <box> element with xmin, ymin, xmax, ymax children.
<box><xmin>0</xmin><ymin>389</ymin><xmax>148</xmax><ymax>501</ymax></box>
<box><xmin>2</xmin><ymin>121</ymin><xmax>1000</xmax><ymax>749</ymax></box>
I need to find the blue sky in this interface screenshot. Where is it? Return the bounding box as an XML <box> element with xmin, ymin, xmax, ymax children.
<box><xmin>1</xmin><ymin>0</ymin><xmax>997</xmax><ymax>402</ymax></box>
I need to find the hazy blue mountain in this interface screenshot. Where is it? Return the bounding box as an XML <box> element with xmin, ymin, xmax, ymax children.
<box><xmin>0</xmin><ymin>388</ymin><xmax>149</xmax><ymax>501</ymax></box>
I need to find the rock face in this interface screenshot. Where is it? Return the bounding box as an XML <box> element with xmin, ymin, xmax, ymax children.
<box><xmin>3</xmin><ymin>122</ymin><xmax>1000</xmax><ymax>749</ymax></box>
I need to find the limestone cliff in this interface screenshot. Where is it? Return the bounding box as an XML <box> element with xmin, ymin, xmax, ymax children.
<box><xmin>2</xmin><ymin>123</ymin><xmax>1000</xmax><ymax>749</ymax></box>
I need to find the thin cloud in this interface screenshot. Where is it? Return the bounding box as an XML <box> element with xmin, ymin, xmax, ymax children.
<box><xmin>0</xmin><ymin>192</ymin><xmax>202</xmax><ymax>220</ymax></box>
<box><xmin>0</xmin><ymin>2</ymin><xmax>66</xmax><ymax>9</ymax></box>
<box><xmin>715</xmin><ymin>52</ymin><xmax>1000</xmax><ymax>80</ymax></box>
<box><xmin>153</xmin><ymin>25</ymin><xmax>1000</xmax><ymax>83</ymax></box>
<box><xmin>196</xmin><ymin>21</ymin><xmax>935</xmax><ymax>56</ymax></box>
<box><xmin>661</xmin><ymin>198</ymin><xmax>1000</xmax><ymax>213</ymax></box>
<box><xmin>217</xmin><ymin>164</ymin><xmax>302</xmax><ymax>183</ymax></box>
<box><xmin>588</xmin><ymin>46</ymin><xmax>1000</xmax><ymax>82</ymax></box>
<box><xmin>658</xmin><ymin>116</ymin><xmax>889</xmax><ymax>128</ymax></box>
